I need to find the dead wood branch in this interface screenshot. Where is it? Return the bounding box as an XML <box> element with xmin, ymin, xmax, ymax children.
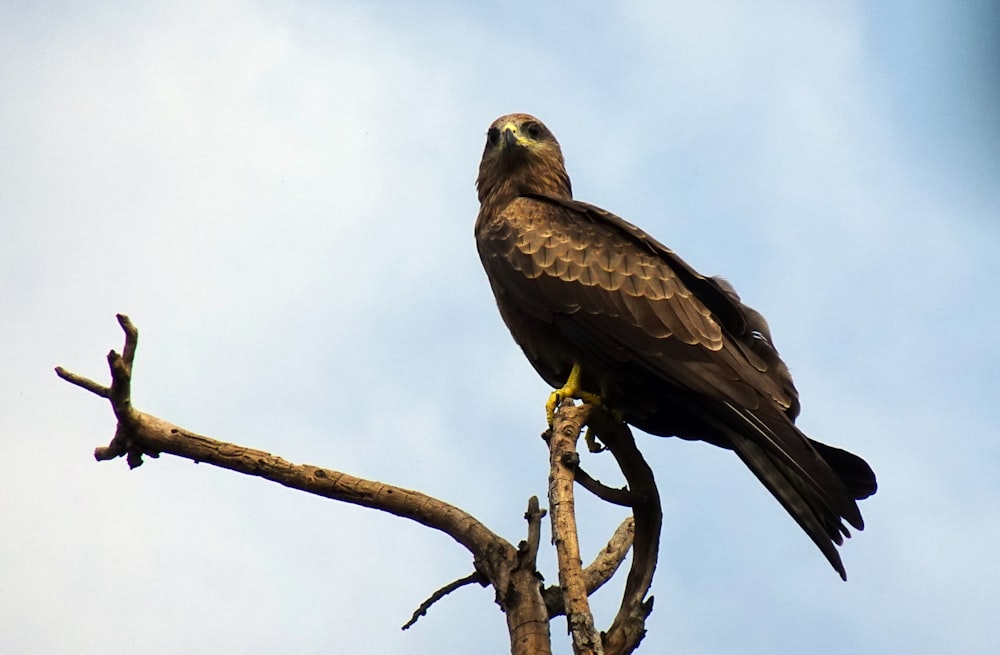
<box><xmin>521</xmin><ymin>496</ymin><xmax>547</xmax><ymax>570</ymax></box>
<box><xmin>574</xmin><ymin>466</ymin><xmax>636</xmax><ymax>507</ymax></box>
<box><xmin>57</xmin><ymin>315</ymin><xmax>556</xmax><ymax>655</ymax></box>
<box><xmin>588</xmin><ymin>410</ymin><xmax>662</xmax><ymax>655</ymax></box>
<box><xmin>58</xmin><ymin>316</ymin><xmax>664</xmax><ymax>655</ymax></box>
<box><xmin>548</xmin><ymin>402</ymin><xmax>604</xmax><ymax>655</ymax></box>
<box><xmin>402</xmin><ymin>571</ymin><xmax>486</xmax><ymax>630</ymax></box>
<box><xmin>544</xmin><ymin>517</ymin><xmax>635</xmax><ymax>617</ymax></box>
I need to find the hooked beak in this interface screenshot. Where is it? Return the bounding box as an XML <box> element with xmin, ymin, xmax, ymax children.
<box><xmin>503</xmin><ymin>127</ymin><xmax>519</xmax><ymax>148</ymax></box>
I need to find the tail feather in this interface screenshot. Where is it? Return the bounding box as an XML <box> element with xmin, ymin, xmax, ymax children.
<box><xmin>808</xmin><ymin>439</ymin><xmax>878</xmax><ymax>501</ymax></box>
<box><xmin>700</xmin><ymin>401</ymin><xmax>867</xmax><ymax>579</ymax></box>
<box><xmin>726</xmin><ymin>432</ymin><xmax>849</xmax><ymax>579</ymax></box>
<box><xmin>725</xmin><ymin>402</ymin><xmax>864</xmax><ymax>529</ymax></box>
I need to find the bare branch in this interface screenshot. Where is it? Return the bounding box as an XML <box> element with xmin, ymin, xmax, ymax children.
<box><xmin>582</xmin><ymin>517</ymin><xmax>635</xmax><ymax>597</ymax></box>
<box><xmin>549</xmin><ymin>401</ymin><xmax>604</xmax><ymax>655</ymax></box>
<box><xmin>520</xmin><ymin>496</ymin><xmax>547</xmax><ymax>571</ymax></box>
<box><xmin>116</xmin><ymin>313</ymin><xmax>137</xmax><ymax>374</ymax></box>
<box><xmin>106</xmin><ymin>348</ymin><xmax>133</xmax><ymax>423</ymax></box>
<box><xmin>58</xmin><ymin>318</ymin><xmax>503</xmax><ymax>555</ymax></box>
<box><xmin>497</xmin><ymin>495</ymin><xmax>554</xmax><ymax>655</ymax></box>
<box><xmin>57</xmin><ymin>315</ymin><xmax>557</xmax><ymax>655</ymax></box>
<box><xmin>402</xmin><ymin>571</ymin><xmax>486</xmax><ymax>630</ymax></box>
<box><xmin>94</xmin><ymin>409</ymin><xmax>512</xmax><ymax>559</ymax></box>
<box><xmin>574</xmin><ymin>466</ymin><xmax>635</xmax><ymax>507</ymax></box>
<box><xmin>588</xmin><ymin>409</ymin><xmax>661</xmax><ymax>655</ymax></box>
<box><xmin>54</xmin><ymin>367</ymin><xmax>110</xmax><ymax>398</ymax></box>
<box><xmin>544</xmin><ymin>517</ymin><xmax>635</xmax><ymax>617</ymax></box>
<box><xmin>61</xmin><ymin>317</ymin><xmax>664</xmax><ymax>655</ymax></box>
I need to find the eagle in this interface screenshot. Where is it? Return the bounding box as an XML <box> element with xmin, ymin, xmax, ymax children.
<box><xmin>474</xmin><ymin>113</ymin><xmax>876</xmax><ymax>579</ymax></box>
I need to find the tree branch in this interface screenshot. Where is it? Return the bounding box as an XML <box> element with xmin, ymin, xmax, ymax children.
<box><xmin>57</xmin><ymin>315</ymin><xmax>555</xmax><ymax>655</ymax></box>
<box><xmin>54</xmin><ymin>367</ymin><xmax>110</xmax><ymax>398</ymax></box>
<box><xmin>521</xmin><ymin>496</ymin><xmax>547</xmax><ymax>571</ymax></box>
<box><xmin>574</xmin><ymin>466</ymin><xmax>636</xmax><ymax>507</ymax></box>
<box><xmin>59</xmin><ymin>316</ymin><xmax>662</xmax><ymax>655</ymax></box>
<box><xmin>548</xmin><ymin>401</ymin><xmax>604</xmax><ymax>655</ymax></box>
<box><xmin>544</xmin><ymin>517</ymin><xmax>635</xmax><ymax>617</ymax></box>
<box><xmin>402</xmin><ymin>571</ymin><xmax>486</xmax><ymax>630</ymax></box>
<box><xmin>502</xmin><ymin>496</ymin><xmax>554</xmax><ymax>655</ymax></box>
<box><xmin>588</xmin><ymin>410</ymin><xmax>661</xmax><ymax>655</ymax></box>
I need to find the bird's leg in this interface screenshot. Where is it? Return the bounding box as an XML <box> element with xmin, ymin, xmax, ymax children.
<box><xmin>546</xmin><ymin>362</ymin><xmax>604</xmax><ymax>424</ymax></box>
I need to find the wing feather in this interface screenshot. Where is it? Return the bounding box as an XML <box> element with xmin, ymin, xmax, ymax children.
<box><xmin>475</xmin><ymin>137</ymin><xmax>873</xmax><ymax>579</ymax></box>
<box><xmin>480</xmin><ymin>196</ymin><xmax>786</xmax><ymax>405</ymax></box>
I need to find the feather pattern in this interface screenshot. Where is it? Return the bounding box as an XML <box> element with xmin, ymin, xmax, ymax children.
<box><xmin>475</xmin><ymin>113</ymin><xmax>876</xmax><ymax>579</ymax></box>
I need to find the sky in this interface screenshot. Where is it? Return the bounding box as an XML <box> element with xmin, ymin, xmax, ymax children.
<box><xmin>1</xmin><ymin>1</ymin><xmax>998</xmax><ymax>653</ymax></box>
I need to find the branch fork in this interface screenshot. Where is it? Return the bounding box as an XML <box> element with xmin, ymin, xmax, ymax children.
<box><xmin>58</xmin><ymin>316</ymin><xmax>660</xmax><ymax>655</ymax></box>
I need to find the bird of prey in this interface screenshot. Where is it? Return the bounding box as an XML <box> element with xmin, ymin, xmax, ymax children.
<box><xmin>474</xmin><ymin>113</ymin><xmax>876</xmax><ymax>579</ymax></box>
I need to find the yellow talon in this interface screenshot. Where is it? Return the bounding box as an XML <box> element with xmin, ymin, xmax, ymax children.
<box><xmin>546</xmin><ymin>362</ymin><xmax>603</xmax><ymax>424</ymax></box>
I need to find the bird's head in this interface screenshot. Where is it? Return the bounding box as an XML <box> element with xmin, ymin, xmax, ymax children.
<box><xmin>476</xmin><ymin>113</ymin><xmax>572</xmax><ymax>205</ymax></box>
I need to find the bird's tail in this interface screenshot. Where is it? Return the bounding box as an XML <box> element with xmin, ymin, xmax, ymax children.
<box><xmin>706</xmin><ymin>402</ymin><xmax>871</xmax><ymax>580</ymax></box>
<box><xmin>808</xmin><ymin>439</ymin><xmax>878</xmax><ymax>500</ymax></box>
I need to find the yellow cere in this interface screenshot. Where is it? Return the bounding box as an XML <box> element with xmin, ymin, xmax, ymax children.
<box><xmin>501</xmin><ymin>121</ymin><xmax>533</xmax><ymax>146</ymax></box>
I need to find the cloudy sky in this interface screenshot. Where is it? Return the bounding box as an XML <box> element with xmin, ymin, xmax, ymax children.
<box><xmin>2</xmin><ymin>1</ymin><xmax>998</xmax><ymax>653</ymax></box>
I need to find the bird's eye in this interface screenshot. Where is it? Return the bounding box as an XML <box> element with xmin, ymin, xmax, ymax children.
<box><xmin>486</xmin><ymin>127</ymin><xmax>500</xmax><ymax>147</ymax></box>
<box><xmin>524</xmin><ymin>122</ymin><xmax>542</xmax><ymax>140</ymax></box>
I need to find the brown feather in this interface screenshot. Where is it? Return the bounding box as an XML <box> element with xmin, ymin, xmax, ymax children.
<box><xmin>474</xmin><ymin>113</ymin><xmax>876</xmax><ymax>579</ymax></box>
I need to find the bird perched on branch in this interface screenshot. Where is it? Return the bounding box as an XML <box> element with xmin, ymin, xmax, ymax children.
<box><xmin>474</xmin><ymin>113</ymin><xmax>876</xmax><ymax>579</ymax></box>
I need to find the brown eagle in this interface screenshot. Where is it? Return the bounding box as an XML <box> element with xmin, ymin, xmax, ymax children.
<box><xmin>474</xmin><ymin>113</ymin><xmax>876</xmax><ymax>579</ymax></box>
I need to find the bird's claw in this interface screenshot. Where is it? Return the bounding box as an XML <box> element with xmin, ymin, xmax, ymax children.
<box><xmin>546</xmin><ymin>363</ymin><xmax>604</xmax><ymax>425</ymax></box>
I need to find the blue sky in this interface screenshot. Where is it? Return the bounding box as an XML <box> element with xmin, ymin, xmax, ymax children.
<box><xmin>2</xmin><ymin>2</ymin><xmax>998</xmax><ymax>653</ymax></box>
